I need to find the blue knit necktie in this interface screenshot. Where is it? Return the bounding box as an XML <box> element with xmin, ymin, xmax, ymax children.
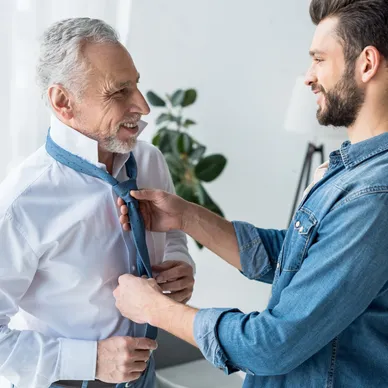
<box><xmin>45</xmin><ymin>129</ymin><xmax>157</xmax><ymax>387</ymax></box>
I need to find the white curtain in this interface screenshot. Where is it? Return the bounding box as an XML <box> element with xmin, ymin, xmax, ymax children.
<box><xmin>0</xmin><ymin>0</ymin><xmax>132</xmax><ymax>385</ymax></box>
<box><xmin>0</xmin><ymin>0</ymin><xmax>133</xmax><ymax>181</ymax></box>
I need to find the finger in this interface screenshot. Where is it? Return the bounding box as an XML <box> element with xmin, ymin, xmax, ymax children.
<box><xmin>132</xmin><ymin>349</ymin><xmax>153</xmax><ymax>362</ymax></box>
<box><xmin>120</xmin><ymin>214</ymin><xmax>130</xmax><ymax>226</ymax></box>
<box><xmin>159</xmin><ymin>279</ymin><xmax>190</xmax><ymax>292</ymax></box>
<box><xmin>152</xmin><ymin>261</ymin><xmax>178</xmax><ymax>272</ymax></box>
<box><xmin>156</xmin><ymin>265</ymin><xmax>192</xmax><ymax>283</ymax></box>
<box><xmin>118</xmin><ymin>360</ymin><xmax>147</xmax><ymax>373</ymax></box>
<box><xmin>168</xmin><ymin>289</ymin><xmax>192</xmax><ymax>303</ymax></box>
<box><xmin>120</xmin><ymin>204</ymin><xmax>129</xmax><ymax>216</ymax></box>
<box><xmin>152</xmin><ymin>262</ymin><xmax>178</xmax><ymax>278</ymax></box>
<box><xmin>125</xmin><ymin>372</ymin><xmax>143</xmax><ymax>383</ymax></box>
<box><xmin>122</xmin><ymin>222</ymin><xmax>130</xmax><ymax>231</ymax></box>
<box><xmin>127</xmin><ymin>337</ymin><xmax>158</xmax><ymax>350</ymax></box>
<box><xmin>117</xmin><ymin>197</ymin><xmax>125</xmax><ymax>207</ymax></box>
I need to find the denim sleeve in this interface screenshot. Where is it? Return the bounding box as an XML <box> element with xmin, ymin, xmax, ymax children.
<box><xmin>232</xmin><ymin>221</ymin><xmax>287</xmax><ymax>283</ymax></box>
<box><xmin>196</xmin><ymin>193</ymin><xmax>388</xmax><ymax>376</ymax></box>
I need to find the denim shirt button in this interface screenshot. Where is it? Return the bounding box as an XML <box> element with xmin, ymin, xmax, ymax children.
<box><xmin>295</xmin><ymin>221</ymin><xmax>301</xmax><ymax>228</ymax></box>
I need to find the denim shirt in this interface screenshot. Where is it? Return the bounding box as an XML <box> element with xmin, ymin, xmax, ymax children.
<box><xmin>194</xmin><ymin>133</ymin><xmax>388</xmax><ymax>388</ymax></box>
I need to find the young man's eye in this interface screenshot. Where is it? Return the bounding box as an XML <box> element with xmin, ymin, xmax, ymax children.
<box><xmin>314</xmin><ymin>58</ymin><xmax>323</xmax><ymax>63</ymax></box>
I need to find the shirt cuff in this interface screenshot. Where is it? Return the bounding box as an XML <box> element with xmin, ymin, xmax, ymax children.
<box><xmin>194</xmin><ymin>308</ymin><xmax>240</xmax><ymax>375</ymax></box>
<box><xmin>58</xmin><ymin>338</ymin><xmax>97</xmax><ymax>380</ymax></box>
<box><xmin>232</xmin><ymin>221</ymin><xmax>272</xmax><ymax>280</ymax></box>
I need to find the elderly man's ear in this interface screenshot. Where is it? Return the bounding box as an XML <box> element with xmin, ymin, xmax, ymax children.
<box><xmin>48</xmin><ymin>85</ymin><xmax>74</xmax><ymax>121</ymax></box>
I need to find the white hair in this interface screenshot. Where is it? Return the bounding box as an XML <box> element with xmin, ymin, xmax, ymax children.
<box><xmin>36</xmin><ymin>17</ymin><xmax>120</xmax><ymax>107</ymax></box>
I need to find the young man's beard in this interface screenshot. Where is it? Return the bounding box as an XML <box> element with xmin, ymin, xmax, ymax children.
<box><xmin>316</xmin><ymin>64</ymin><xmax>365</xmax><ymax>128</ymax></box>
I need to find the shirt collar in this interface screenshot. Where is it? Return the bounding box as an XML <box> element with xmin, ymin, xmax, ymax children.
<box><xmin>49</xmin><ymin>115</ymin><xmax>148</xmax><ymax>177</ymax></box>
<box><xmin>329</xmin><ymin>132</ymin><xmax>388</xmax><ymax>169</ymax></box>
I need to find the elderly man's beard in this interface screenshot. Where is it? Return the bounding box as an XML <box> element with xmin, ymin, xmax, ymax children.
<box><xmin>94</xmin><ymin>121</ymin><xmax>139</xmax><ymax>154</ymax></box>
<box><xmin>314</xmin><ymin>63</ymin><xmax>365</xmax><ymax>128</ymax></box>
<box><xmin>100</xmin><ymin>131</ymin><xmax>137</xmax><ymax>154</ymax></box>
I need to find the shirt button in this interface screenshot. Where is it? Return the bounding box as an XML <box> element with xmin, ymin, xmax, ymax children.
<box><xmin>299</xmin><ymin>226</ymin><xmax>304</xmax><ymax>233</ymax></box>
<box><xmin>276</xmin><ymin>263</ymin><xmax>280</xmax><ymax>269</ymax></box>
<box><xmin>295</xmin><ymin>221</ymin><xmax>301</xmax><ymax>228</ymax></box>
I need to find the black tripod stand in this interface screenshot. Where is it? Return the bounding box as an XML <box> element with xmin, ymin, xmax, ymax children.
<box><xmin>288</xmin><ymin>142</ymin><xmax>324</xmax><ymax>225</ymax></box>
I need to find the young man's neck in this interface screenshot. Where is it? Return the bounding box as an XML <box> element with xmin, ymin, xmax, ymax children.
<box><xmin>347</xmin><ymin>100</ymin><xmax>388</xmax><ymax>144</ymax></box>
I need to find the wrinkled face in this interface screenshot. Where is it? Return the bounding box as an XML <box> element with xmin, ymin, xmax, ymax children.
<box><xmin>72</xmin><ymin>42</ymin><xmax>150</xmax><ymax>153</ymax></box>
<box><xmin>305</xmin><ymin>17</ymin><xmax>365</xmax><ymax>127</ymax></box>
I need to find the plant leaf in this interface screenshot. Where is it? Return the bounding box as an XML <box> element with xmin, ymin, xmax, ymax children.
<box><xmin>146</xmin><ymin>91</ymin><xmax>166</xmax><ymax>107</ymax></box>
<box><xmin>171</xmin><ymin>89</ymin><xmax>186</xmax><ymax>107</ymax></box>
<box><xmin>152</xmin><ymin>133</ymin><xmax>161</xmax><ymax>146</ymax></box>
<box><xmin>156</xmin><ymin>113</ymin><xmax>171</xmax><ymax>125</ymax></box>
<box><xmin>195</xmin><ymin>154</ymin><xmax>227</xmax><ymax>182</ymax></box>
<box><xmin>183</xmin><ymin>119</ymin><xmax>196</xmax><ymax>128</ymax></box>
<box><xmin>197</xmin><ymin>184</ymin><xmax>224</xmax><ymax>217</ymax></box>
<box><xmin>182</xmin><ymin>89</ymin><xmax>197</xmax><ymax>107</ymax></box>
<box><xmin>189</xmin><ymin>145</ymin><xmax>206</xmax><ymax>162</ymax></box>
<box><xmin>158</xmin><ymin>129</ymin><xmax>174</xmax><ymax>153</ymax></box>
<box><xmin>175</xmin><ymin>182</ymin><xmax>197</xmax><ymax>203</ymax></box>
<box><xmin>177</xmin><ymin>132</ymin><xmax>193</xmax><ymax>154</ymax></box>
<box><xmin>164</xmin><ymin>152</ymin><xmax>185</xmax><ymax>179</ymax></box>
<box><xmin>195</xmin><ymin>240</ymin><xmax>203</xmax><ymax>249</ymax></box>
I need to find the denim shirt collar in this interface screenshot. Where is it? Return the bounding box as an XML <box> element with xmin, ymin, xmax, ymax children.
<box><xmin>329</xmin><ymin>132</ymin><xmax>388</xmax><ymax>169</ymax></box>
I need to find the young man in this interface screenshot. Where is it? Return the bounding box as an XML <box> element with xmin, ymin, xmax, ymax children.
<box><xmin>114</xmin><ymin>1</ymin><xmax>388</xmax><ymax>387</ymax></box>
<box><xmin>0</xmin><ymin>18</ymin><xmax>194</xmax><ymax>388</ymax></box>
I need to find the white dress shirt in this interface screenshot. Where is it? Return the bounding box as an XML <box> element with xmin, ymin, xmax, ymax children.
<box><xmin>0</xmin><ymin>115</ymin><xmax>193</xmax><ymax>388</ymax></box>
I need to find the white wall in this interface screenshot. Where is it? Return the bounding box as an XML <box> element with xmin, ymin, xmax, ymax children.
<box><xmin>129</xmin><ymin>0</ymin><xmax>347</xmax><ymax>313</ymax></box>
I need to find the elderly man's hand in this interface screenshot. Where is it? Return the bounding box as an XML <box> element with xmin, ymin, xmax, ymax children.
<box><xmin>95</xmin><ymin>335</ymin><xmax>157</xmax><ymax>383</ymax></box>
<box><xmin>152</xmin><ymin>261</ymin><xmax>194</xmax><ymax>304</ymax></box>
<box><xmin>113</xmin><ymin>274</ymin><xmax>165</xmax><ymax>324</ymax></box>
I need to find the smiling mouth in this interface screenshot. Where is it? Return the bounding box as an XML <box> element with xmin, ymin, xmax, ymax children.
<box><xmin>122</xmin><ymin>122</ymin><xmax>138</xmax><ymax>129</ymax></box>
<box><xmin>120</xmin><ymin>122</ymin><xmax>139</xmax><ymax>135</ymax></box>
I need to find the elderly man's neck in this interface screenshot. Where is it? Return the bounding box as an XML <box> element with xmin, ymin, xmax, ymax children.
<box><xmin>98</xmin><ymin>147</ymin><xmax>114</xmax><ymax>175</ymax></box>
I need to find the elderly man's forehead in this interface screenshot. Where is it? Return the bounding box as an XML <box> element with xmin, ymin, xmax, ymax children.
<box><xmin>109</xmin><ymin>74</ymin><xmax>140</xmax><ymax>89</ymax></box>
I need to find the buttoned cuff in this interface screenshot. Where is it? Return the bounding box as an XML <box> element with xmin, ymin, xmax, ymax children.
<box><xmin>194</xmin><ymin>308</ymin><xmax>240</xmax><ymax>375</ymax></box>
<box><xmin>232</xmin><ymin>221</ymin><xmax>272</xmax><ymax>281</ymax></box>
<box><xmin>58</xmin><ymin>338</ymin><xmax>97</xmax><ymax>380</ymax></box>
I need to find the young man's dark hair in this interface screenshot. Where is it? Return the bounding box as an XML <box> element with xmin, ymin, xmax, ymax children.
<box><xmin>309</xmin><ymin>0</ymin><xmax>388</xmax><ymax>64</ymax></box>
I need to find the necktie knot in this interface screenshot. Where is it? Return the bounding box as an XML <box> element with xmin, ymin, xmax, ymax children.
<box><xmin>113</xmin><ymin>179</ymin><xmax>139</xmax><ymax>207</ymax></box>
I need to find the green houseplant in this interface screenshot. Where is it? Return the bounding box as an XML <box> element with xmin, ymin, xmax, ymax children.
<box><xmin>146</xmin><ymin>88</ymin><xmax>227</xmax><ymax>248</ymax></box>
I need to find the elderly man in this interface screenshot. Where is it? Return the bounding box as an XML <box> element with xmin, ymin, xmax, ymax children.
<box><xmin>0</xmin><ymin>18</ymin><xmax>194</xmax><ymax>388</ymax></box>
<box><xmin>115</xmin><ymin>0</ymin><xmax>388</xmax><ymax>387</ymax></box>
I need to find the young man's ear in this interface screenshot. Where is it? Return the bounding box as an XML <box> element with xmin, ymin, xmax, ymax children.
<box><xmin>359</xmin><ymin>46</ymin><xmax>382</xmax><ymax>83</ymax></box>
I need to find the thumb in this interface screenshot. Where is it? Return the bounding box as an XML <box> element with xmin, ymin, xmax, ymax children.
<box><xmin>118</xmin><ymin>273</ymin><xmax>133</xmax><ymax>284</ymax></box>
<box><xmin>130</xmin><ymin>189</ymin><xmax>161</xmax><ymax>201</ymax></box>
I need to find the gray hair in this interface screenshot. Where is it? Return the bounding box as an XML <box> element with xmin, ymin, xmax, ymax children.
<box><xmin>36</xmin><ymin>17</ymin><xmax>120</xmax><ymax>107</ymax></box>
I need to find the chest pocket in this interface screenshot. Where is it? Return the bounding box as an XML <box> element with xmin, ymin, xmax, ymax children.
<box><xmin>282</xmin><ymin>208</ymin><xmax>317</xmax><ymax>272</ymax></box>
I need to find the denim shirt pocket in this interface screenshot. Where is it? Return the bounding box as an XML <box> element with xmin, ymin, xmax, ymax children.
<box><xmin>282</xmin><ymin>208</ymin><xmax>317</xmax><ymax>272</ymax></box>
